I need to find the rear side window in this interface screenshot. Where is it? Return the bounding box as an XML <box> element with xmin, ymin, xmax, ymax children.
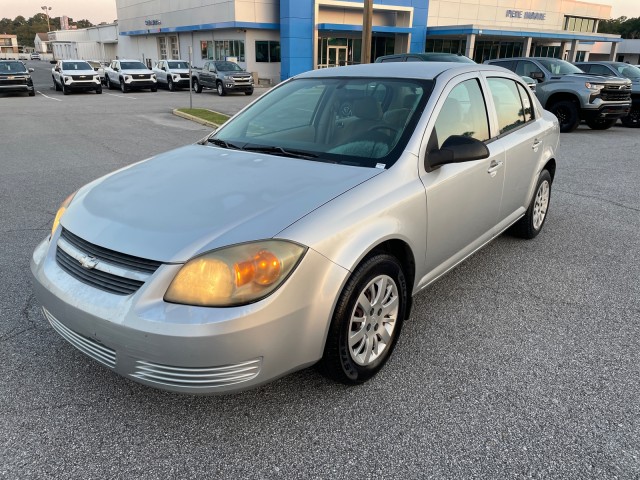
<box><xmin>515</xmin><ymin>61</ymin><xmax>544</xmax><ymax>78</ymax></box>
<box><xmin>406</xmin><ymin>56</ymin><xmax>422</xmax><ymax>62</ymax></box>
<box><xmin>517</xmin><ymin>83</ymin><xmax>534</xmax><ymax>122</ymax></box>
<box><xmin>487</xmin><ymin>78</ymin><xmax>530</xmax><ymax>135</ymax></box>
<box><xmin>433</xmin><ymin>79</ymin><xmax>490</xmax><ymax>148</ymax></box>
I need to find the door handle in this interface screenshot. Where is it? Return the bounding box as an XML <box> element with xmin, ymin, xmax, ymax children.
<box><xmin>532</xmin><ymin>139</ymin><xmax>542</xmax><ymax>150</ymax></box>
<box><xmin>487</xmin><ymin>160</ymin><xmax>503</xmax><ymax>176</ymax></box>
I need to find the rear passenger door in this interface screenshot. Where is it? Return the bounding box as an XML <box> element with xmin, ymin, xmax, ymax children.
<box><xmin>419</xmin><ymin>74</ymin><xmax>506</xmax><ymax>277</ymax></box>
<box><xmin>483</xmin><ymin>74</ymin><xmax>546</xmax><ymax>226</ymax></box>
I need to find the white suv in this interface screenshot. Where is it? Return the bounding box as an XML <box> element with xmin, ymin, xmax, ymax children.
<box><xmin>51</xmin><ymin>60</ymin><xmax>102</xmax><ymax>95</ymax></box>
<box><xmin>152</xmin><ymin>60</ymin><xmax>190</xmax><ymax>91</ymax></box>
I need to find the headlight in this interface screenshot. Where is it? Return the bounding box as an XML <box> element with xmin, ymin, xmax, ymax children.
<box><xmin>224</xmin><ymin>75</ymin><xmax>233</xmax><ymax>80</ymax></box>
<box><xmin>164</xmin><ymin>240</ymin><xmax>307</xmax><ymax>307</ymax></box>
<box><xmin>173</xmin><ymin>75</ymin><xmax>180</xmax><ymax>81</ymax></box>
<box><xmin>585</xmin><ymin>82</ymin><xmax>604</xmax><ymax>90</ymax></box>
<box><xmin>151</xmin><ymin>74</ymin><xmax>157</xmax><ymax>80</ymax></box>
<box><xmin>51</xmin><ymin>192</ymin><xmax>76</xmax><ymax>239</ymax></box>
<box><xmin>64</xmin><ymin>76</ymin><xmax>71</xmax><ymax>83</ymax></box>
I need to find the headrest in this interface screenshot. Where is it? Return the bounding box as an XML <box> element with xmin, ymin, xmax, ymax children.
<box><xmin>353</xmin><ymin>96</ymin><xmax>382</xmax><ymax>120</ymax></box>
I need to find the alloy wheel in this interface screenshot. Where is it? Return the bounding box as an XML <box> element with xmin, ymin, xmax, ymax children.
<box><xmin>533</xmin><ymin>180</ymin><xmax>550</xmax><ymax>230</ymax></box>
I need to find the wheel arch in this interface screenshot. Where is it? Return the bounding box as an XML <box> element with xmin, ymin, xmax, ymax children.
<box><xmin>545</xmin><ymin>92</ymin><xmax>580</xmax><ymax>110</ymax></box>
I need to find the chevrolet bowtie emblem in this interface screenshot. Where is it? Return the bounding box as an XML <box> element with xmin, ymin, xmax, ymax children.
<box><xmin>78</xmin><ymin>255</ymin><xmax>98</xmax><ymax>270</ymax></box>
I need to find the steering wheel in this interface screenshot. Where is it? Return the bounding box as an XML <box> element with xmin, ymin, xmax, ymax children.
<box><xmin>367</xmin><ymin>125</ymin><xmax>399</xmax><ymax>136</ymax></box>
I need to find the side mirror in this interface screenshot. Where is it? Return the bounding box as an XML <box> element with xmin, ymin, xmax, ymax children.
<box><xmin>55</xmin><ymin>66</ymin><xmax>60</xmax><ymax>72</ymax></box>
<box><xmin>530</xmin><ymin>71</ymin><xmax>544</xmax><ymax>82</ymax></box>
<box><xmin>93</xmin><ymin>67</ymin><xmax>98</xmax><ymax>71</ymax></box>
<box><xmin>49</xmin><ymin>60</ymin><xmax>56</xmax><ymax>64</ymax></box>
<box><xmin>114</xmin><ymin>67</ymin><xmax>119</xmax><ymax>71</ymax></box>
<box><xmin>29</xmin><ymin>68</ymin><xmax>35</xmax><ymax>73</ymax></box>
<box><xmin>427</xmin><ymin>135</ymin><xmax>490</xmax><ymax>170</ymax></box>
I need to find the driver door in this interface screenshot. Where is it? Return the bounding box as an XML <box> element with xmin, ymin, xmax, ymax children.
<box><xmin>419</xmin><ymin>75</ymin><xmax>505</xmax><ymax>281</ymax></box>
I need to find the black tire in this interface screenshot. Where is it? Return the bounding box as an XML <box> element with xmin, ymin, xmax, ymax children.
<box><xmin>29</xmin><ymin>89</ymin><xmax>35</xmax><ymax>96</ymax></box>
<box><xmin>53</xmin><ymin>76</ymin><xmax>60</xmax><ymax>91</ymax></box>
<box><xmin>621</xmin><ymin>107</ymin><xmax>640</xmax><ymax>128</ymax></box>
<box><xmin>167</xmin><ymin>78</ymin><xmax>174</xmax><ymax>91</ymax></box>
<box><xmin>61</xmin><ymin>82</ymin><xmax>69</xmax><ymax>95</ymax></box>
<box><xmin>549</xmin><ymin>100</ymin><xmax>580</xmax><ymax>133</ymax></box>
<box><xmin>245</xmin><ymin>89</ymin><xmax>254</xmax><ymax>96</ymax></box>
<box><xmin>509</xmin><ymin>169</ymin><xmax>552</xmax><ymax>239</ymax></box>
<box><xmin>193</xmin><ymin>78</ymin><xmax>202</xmax><ymax>93</ymax></box>
<box><xmin>150</xmin><ymin>86</ymin><xmax>157</xmax><ymax>92</ymax></box>
<box><xmin>585</xmin><ymin>118</ymin><xmax>616</xmax><ymax>130</ymax></box>
<box><xmin>216</xmin><ymin>81</ymin><xmax>226</xmax><ymax>96</ymax></box>
<box><xmin>317</xmin><ymin>253</ymin><xmax>407</xmax><ymax>384</ymax></box>
<box><xmin>95</xmin><ymin>86</ymin><xmax>102</xmax><ymax>94</ymax></box>
<box><xmin>120</xmin><ymin>79</ymin><xmax>127</xmax><ymax>93</ymax></box>
<box><xmin>105</xmin><ymin>76</ymin><xmax>112</xmax><ymax>90</ymax></box>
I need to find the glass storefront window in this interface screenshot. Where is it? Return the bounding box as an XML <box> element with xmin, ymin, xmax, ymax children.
<box><xmin>256</xmin><ymin>41</ymin><xmax>280</xmax><ymax>62</ymax></box>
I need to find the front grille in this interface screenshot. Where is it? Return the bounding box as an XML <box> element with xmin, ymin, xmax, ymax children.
<box><xmin>71</xmin><ymin>75</ymin><xmax>93</xmax><ymax>80</ymax></box>
<box><xmin>131</xmin><ymin>358</ymin><xmax>262</xmax><ymax>389</ymax></box>
<box><xmin>56</xmin><ymin>228</ymin><xmax>161</xmax><ymax>295</ymax></box>
<box><xmin>61</xmin><ymin>228</ymin><xmax>160</xmax><ymax>273</ymax></box>
<box><xmin>232</xmin><ymin>76</ymin><xmax>251</xmax><ymax>83</ymax></box>
<box><xmin>0</xmin><ymin>79</ymin><xmax>27</xmax><ymax>85</ymax></box>
<box><xmin>601</xmin><ymin>85</ymin><xmax>632</xmax><ymax>102</ymax></box>
<box><xmin>43</xmin><ymin>307</ymin><xmax>116</xmax><ymax>369</ymax></box>
<box><xmin>179</xmin><ymin>73</ymin><xmax>189</xmax><ymax>79</ymax></box>
<box><xmin>134</xmin><ymin>74</ymin><xmax>151</xmax><ymax>79</ymax></box>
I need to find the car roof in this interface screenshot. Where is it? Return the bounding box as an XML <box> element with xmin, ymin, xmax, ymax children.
<box><xmin>295</xmin><ymin>62</ymin><xmax>508</xmax><ymax>81</ymax></box>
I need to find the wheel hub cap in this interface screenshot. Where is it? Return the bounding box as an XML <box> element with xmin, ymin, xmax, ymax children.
<box><xmin>348</xmin><ymin>274</ymin><xmax>399</xmax><ymax>366</ymax></box>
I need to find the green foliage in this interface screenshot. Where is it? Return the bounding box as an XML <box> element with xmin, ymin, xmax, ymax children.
<box><xmin>598</xmin><ymin>16</ymin><xmax>640</xmax><ymax>39</ymax></box>
<box><xmin>0</xmin><ymin>13</ymin><xmax>93</xmax><ymax>47</ymax></box>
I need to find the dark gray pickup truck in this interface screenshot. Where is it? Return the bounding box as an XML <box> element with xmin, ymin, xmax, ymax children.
<box><xmin>486</xmin><ymin>57</ymin><xmax>631</xmax><ymax>132</ymax></box>
<box><xmin>191</xmin><ymin>60</ymin><xmax>254</xmax><ymax>96</ymax></box>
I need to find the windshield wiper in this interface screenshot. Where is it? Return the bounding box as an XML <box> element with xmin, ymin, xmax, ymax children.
<box><xmin>207</xmin><ymin>138</ymin><xmax>241</xmax><ymax>150</ymax></box>
<box><xmin>242</xmin><ymin>144</ymin><xmax>318</xmax><ymax>160</ymax></box>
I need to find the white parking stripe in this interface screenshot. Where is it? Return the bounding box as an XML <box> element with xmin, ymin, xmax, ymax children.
<box><xmin>105</xmin><ymin>93</ymin><xmax>138</xmax><ymax>100</ymax></box>
<box><xmin>36</xmin><ymin>91</ymin><xmax>62</xmax><ymax>101</ymax></box>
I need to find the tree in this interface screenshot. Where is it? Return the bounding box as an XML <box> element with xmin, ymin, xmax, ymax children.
<box><xmin>598</xmin><ymin>16</ymin><xmax>640</xmax><ymax>39</ymax></box>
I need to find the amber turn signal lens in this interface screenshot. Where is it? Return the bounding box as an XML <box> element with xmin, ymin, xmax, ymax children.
<box><xmin>234</xmin><ymin>250</ymin><xmax>281</xmax><ymax>287</ymax></box>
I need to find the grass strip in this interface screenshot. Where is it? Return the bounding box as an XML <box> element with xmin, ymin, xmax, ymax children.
<box><xmin>176</xmin><ymin>108</ymin><xmax>230</xmax><ymax>126</ymax></box>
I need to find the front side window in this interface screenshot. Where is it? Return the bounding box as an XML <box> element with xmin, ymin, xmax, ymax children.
<box><xmin>537</xmin><ymin>58</ymin><xmax>583</xmax><ymax>75</ymax></box>
<box><xmin>433</xmin><ymin>79</ymin><xmax>489</xmax><ymax>148</ymax></box>
<box><xmin>516</xmin><ymin>61</ymin><xmax>544</xmax><ymax>78</ymax></box>
<box><xmin>210</xmin><ymin>77</ymin><xmax>433</xmax><ymax>168</ymax></box>
<box><xmin>487</xmin><ymin>77</ymin><xmax>528</xmax><ymax>135</ymax></box>
<box><xmin>613</xmin><ymin>63</ymin><xmax>640</xmax><ymax>79</ymax></box>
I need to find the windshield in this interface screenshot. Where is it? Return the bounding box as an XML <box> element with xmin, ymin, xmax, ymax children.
<box><xmin>537</xmin><ymin>58</ymin><xmax>584</xmax><ymax>75</ymax></box>
<box><xmin>214</xmin><ymin>61</ymin><xmax>243</xmax><ymax>71</ymax></box>
<box><xmin>168</xmin><ymin>61</ymin><xmax>189</xmax><ymax>69</ymax></box>
<box><xmin>121</xmin><ymin>61</ymin><xmax>147</xmax><ymax>70</ymax></box>
<box><xmin>62</xmin><ymin>61</ymin><xmax>93</xmax><ymax>71</ymax></box>
<box><xmin>209</xmin><ymin>77</ymin><xmax>433</xmax><ymax>168</ymax></box>
<box><xmin>0</xmin><ymin>61</ymin><xmax>27</xmax><ymax>74</ymax></box>
<box><xmin>613</xmin><ymin>63</ymin><xmax>640</xmax><ymax>79</ymax></box>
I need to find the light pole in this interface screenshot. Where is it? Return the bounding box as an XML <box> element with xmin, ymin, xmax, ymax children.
<box><xmin>41</xmin><ymin>6</ymin><xmax>52</xmax><ymax>31</ymax></box>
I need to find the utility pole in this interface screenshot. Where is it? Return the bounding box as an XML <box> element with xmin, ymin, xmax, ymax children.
<box><xmin>41</xmin><ymin>6</ymin><xmax>52</xmax><ymax>31</ymax></box>
<box><xmin>361</xmin><ymin>0</ymin><xmax>373</xmax><ymax>64</ymax></box>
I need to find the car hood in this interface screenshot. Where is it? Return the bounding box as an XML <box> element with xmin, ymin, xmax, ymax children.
<box><xmin>61</xmin><ymin>69</ymin><xmax>96</xmax><ymax>76</ymax></box>
<box><xmin>555</xmin><ymin>73</ymin><xmax>631</xmax><ymax>85</ymax></box>
<box><xmin>121</xmin><ymin>69</ymin><xmax>153</xmax><ymax>75</ymax></box>
<box><xmin>168</xmin><ymin>69</ymin><xmax>190</xmax><ymax>74</ymax></box>
<box><xmin>62</xmin><ymin>145</ymin><xmax>381</xmax><ymax>263</ymax></box>
<box><xmin>220</xmin><ymin>70</ymin><xmax>251</xmax><ymax>76</ymax></box>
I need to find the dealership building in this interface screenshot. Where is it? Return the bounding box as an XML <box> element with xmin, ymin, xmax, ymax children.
<box><xmin>93</xmin><ymin>1</ymin><xmax>625</xmax><ymax>82</ymax></box>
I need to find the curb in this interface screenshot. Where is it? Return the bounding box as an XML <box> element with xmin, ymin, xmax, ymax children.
<box><xmin>172</xmin><ymin>108</ymin><xmax>223</xmax><ymax>128</ymax></box>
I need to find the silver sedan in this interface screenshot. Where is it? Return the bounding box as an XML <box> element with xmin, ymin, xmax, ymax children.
<box><xmin>31</xmin><ymin>62</ymin><xmax>559</xmax><ymax>394</ymax></box>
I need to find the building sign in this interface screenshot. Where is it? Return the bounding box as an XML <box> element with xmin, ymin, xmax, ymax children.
<box><xmin>506</xmin><ymin>10</ymin><xmax>546</xmax><ymax>20</ymax></box>
<box><xmin>145</xmin><ymin>19</ymin><xmax>162</xmax><ymax>26</ymax></box>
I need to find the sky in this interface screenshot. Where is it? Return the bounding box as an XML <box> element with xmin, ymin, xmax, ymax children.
<box><xmin>1</xmin><ymin>0</ymin><xmax>639</xmax><ymax>25</ymax></box>
<box><xmin>2</xmin><ymin>1</ymin><xmax>118</xmax><ymax>24</ymax></box>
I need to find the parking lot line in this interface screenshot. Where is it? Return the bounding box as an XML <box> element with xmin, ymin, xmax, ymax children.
<box><xmin>36</xmin><ymin>91</ymin><xmax>62</xmax><ymax>101</ymax></box>
<box><xmin>105</xmin><ymin>93</ymin><xmax>138</xmax><ymax>100</ymax></box>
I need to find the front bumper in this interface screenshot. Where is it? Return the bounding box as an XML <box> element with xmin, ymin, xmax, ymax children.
<box><xmin>582</xmin><ymin>102</ymin><xmax>631</xmax><ymax>120</ymax></box>
<box><xmin>66</xmin><ymin>81</ymin><xmax>101</xmax><ymax>91</ymax></box>
<box><xmin>0</xmin><ymin>83</ymin><xmax>34</xmax><ymax>93</ymax></box>
<box><xmin>31</xmin><ymin>235</ymin><xmax>348</xmax><ymax>394</ymax></box>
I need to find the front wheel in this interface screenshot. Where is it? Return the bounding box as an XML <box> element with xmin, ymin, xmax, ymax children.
<box><xmin>317</xmin><ymin>253</ymin><xmax>407</xmax><ymax>384</ymax></box>
<box><xmin>621</xmin><ymin>107</ymin><xmax>640</xmax><ymax>128</ymax></box>
<box><xmin>549</xmin><ymin>100</ymin><xmax>580</xmax><ymax>133</ymax></box>
<box><xmin>95</xmin><ymin>86</ymin><xmax>102</xmax><ymax>94</ymax></box>
<box><xmin>167</xmin><ymin>78</ymin><xmax>174</xmax><ymax>91</ymax></box>
<box><xmin>150</xmin><ymin>85</ymin><xmax>157</xmax><ymax>92</ymax></box>
<box><xmin>52</xmin><ymin>76</ymin><xmax>60</xmax><ymax>91</ymax></box>
<box><xmin>245</xmin><ymin>89</ymin><xmax>254</xmax><ymax>96</ymax></box>
<box><xmin>509</xmin><ymin>170</ymin><xmax>552</xmax><ymax>239</ymax></box>
<box><xmin>585</xmin><ymin>118</ymin><xmax>616</xmax><ymax>130</ymax></box>
<box><xmin>120</xmin><ymin>79</ymin><xmax>127</xmax><ymax>93</ymax></box>
<box><xmin>61</xmin><ymin>82</ymin><xmax>69</xmax><ymax>95</ymax></box>
<box><xmin>216</xmin><ymin>82</ymin><xmax>226</xmax><ymax>96</ymax></box>
<box><xmin>105</xmin><ymin>76</ymin><xmax>112</xmax><ymax>90</ymax></box>
<box><xmin>192</xmin><ymin>78</ymin><xmax>202</xmax><ymax>93</ymax></box>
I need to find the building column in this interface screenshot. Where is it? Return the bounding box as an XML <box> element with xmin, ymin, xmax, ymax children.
<box><xmin>523</xmin><ymin>37</ymin><xmax>532</xmax><ymax>57</ymax></box>
<box><xmin>567</xmin><ymin>39</ymin><xmax>579</xmax><ymax>62</ymax></box>
<box><xmin>560</xmin><ymin>41</ymin><xmax>570</xmax><ymax>59</ymax></box>
<box><xmin>609</xmin><ymin>42</ymin><xmax>619</xmax><ymax>61</ymax></box>
<box><xmin>465</xmin><ymin>34</ymin><xmax>476</xmax><ymax>60</ymax></box>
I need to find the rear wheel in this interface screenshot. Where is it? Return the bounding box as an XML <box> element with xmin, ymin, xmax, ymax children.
<box><xmin>549</xmin><ymin>100</ymin><xmax>580</xmax><ymax>133</ymax></box>
<box><xmin>585</xmin><ymin>118</ymin><xmax>616</xmax><ymax>130</ymax></box>
<box><xmin>317</xmin><ymin>253</ymin><xmax>407</xmax><ymax>384</ymax></box>
<box><xmin>510</xmin><ymin>170</ymin><xmax>552</xmax><ymax>239</ymax></box>
<box><xmin>216</xmin><ymin>81</ymin><xmax>226</xmax><ymax>96</ymax></box>
<box><xmin>621</xmin><ymin>107</ymin><xmax>640</xmax><ymax>128</ymax></box>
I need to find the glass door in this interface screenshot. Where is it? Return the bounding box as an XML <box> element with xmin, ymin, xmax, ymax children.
<box><xmin>328</xmin><ymin>46</ymin><xmax>348</xmax><ymax>67</ymax></box>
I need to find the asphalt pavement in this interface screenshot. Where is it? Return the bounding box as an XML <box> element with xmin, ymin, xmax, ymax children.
<box><xmin>1</xmin><ymin>60</ymin><xmax>639</xmax><ymax>479</ymax></box>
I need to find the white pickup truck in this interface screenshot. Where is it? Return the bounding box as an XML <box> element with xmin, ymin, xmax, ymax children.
<box><xmin>104</xmin><ymin>59</ymin><xmax>157</xmax><ymax>93</ymax></box>
<box><xmin>51</xmin><ymin>59</ymin><xmax>102</xmax><ymax>95</ymax></box>
<box><xmin>152</xmin><ymin>59</ymin><xmax>190</xmax><ymax>91</ymax></box>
